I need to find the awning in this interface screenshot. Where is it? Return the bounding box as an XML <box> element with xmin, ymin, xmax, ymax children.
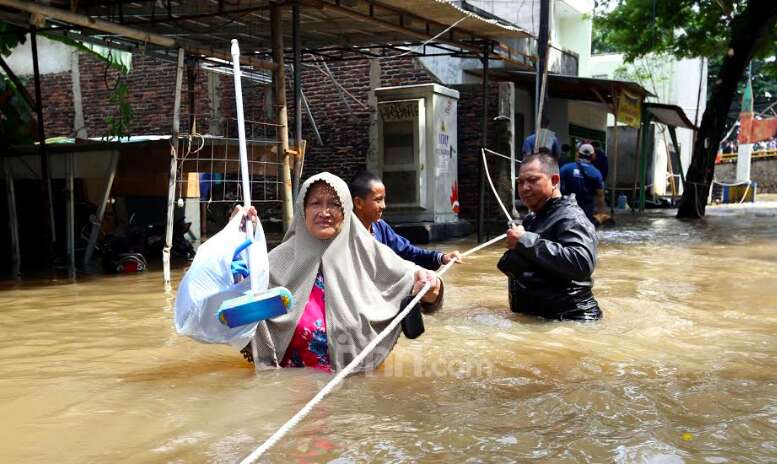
<box><xmin>465</xmin><ymin>69</ymin><xmax>653</xmax><ymax>105</ymax></box>
<box><xmin>645</xmin><ymin>103</ymin><xmax>698</xmax><ymax>131</ymax></box>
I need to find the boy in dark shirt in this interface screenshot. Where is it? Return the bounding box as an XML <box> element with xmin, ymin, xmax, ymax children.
<box><xmin>349</xmin><ymin>171</ymin><xmax>461</xmax><ymax>270</ymax></box>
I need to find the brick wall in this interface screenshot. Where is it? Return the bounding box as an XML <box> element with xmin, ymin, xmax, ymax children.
<box><xmin>34</xmin><ymin>70</ymin><xmax>73</xmax><ymax>138</ymax></box>
<box><xmin>452</xmin><ymin>82</ymin><xmax>502</xmax><ymax>222</ymax></box>
<box><xmin>33</xmin><ymin>53</ymin><xmax>217</xmax><ymax>139</ymax></box>
<box><xmin>290</xmin><ymin>55</ymin><xmax>438</xmax><ymax>183</ymax></box>
<box><xmin>33</xmin><ymin>51</ymin><xmax>505</xmax><ymax>223</ymax></box>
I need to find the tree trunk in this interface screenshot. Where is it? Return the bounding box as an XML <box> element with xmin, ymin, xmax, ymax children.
<box><xmin>677</xmin><ymin>0</ymin><xmax>777</xmax><ymax>218</ymax></box>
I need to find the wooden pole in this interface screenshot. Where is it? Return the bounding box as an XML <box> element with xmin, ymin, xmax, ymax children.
<box><xmin>163</xmin><ymin>48</ymin><xmax>185</xmax><ymax>287</ymax></box>
<box><xmin>272</xmin><ymin>4</ymin><xmax>294</xmax><ymax>231</ymax></box>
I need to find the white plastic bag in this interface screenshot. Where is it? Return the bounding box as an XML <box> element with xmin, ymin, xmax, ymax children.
<box><xmin>174</xmin><ymin>210</ymin><xmax>269</xmax><ymax>350</ymax></box>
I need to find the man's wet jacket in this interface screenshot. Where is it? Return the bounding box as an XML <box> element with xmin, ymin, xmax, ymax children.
<box><xmin>498</xmin><ymin>196</ymin><xmax>602</xmax><ymax>320</ymax></box>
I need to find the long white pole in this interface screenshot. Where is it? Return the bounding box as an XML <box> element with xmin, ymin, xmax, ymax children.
<box><xmin>231</xmin><ymin>40</ymin><xmax>259</xmax><ymax>296</ymax></box>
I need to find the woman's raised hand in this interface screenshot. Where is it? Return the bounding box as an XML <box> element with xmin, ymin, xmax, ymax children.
<box><xmin>413</xmin><ymin>269</ymin><xmax>441</xmax><ymax>303</ymax></box>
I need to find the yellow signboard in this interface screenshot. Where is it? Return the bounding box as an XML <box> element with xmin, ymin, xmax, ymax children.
<box><xmin>617</xmin><ymin>90</ymin><xmax>642</xmax><ymax>128</ymax></box>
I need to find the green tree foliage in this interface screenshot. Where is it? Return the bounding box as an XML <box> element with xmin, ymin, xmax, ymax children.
<box><xmin>594</xmin><ymin>0</ymin><xmax>777</xmax><ymax>218</ymax></box>
<box><xmin>596</xmin><ymin>0</ymin><xmax>775</xmax><ymax>62</ymax></box>
<box><xmin>595</xmin><ymin>0</ymin><xmax>776</xmax><ymax>116</ymax></box>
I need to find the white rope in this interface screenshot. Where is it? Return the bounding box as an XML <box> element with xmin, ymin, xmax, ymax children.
<box><xmin>481</xmin><ymin>148</ymin><xmax>513</xmax><ymax>222</ymax></box>
<box><xmin>483</xmin><ymin>147</ymin><xmax>520</xmax><ymax>163</ymax></box>
<box><xmin>238</xmin><ymin>232</ymin><xmax>507</xmax><ymax>463</ymax></box>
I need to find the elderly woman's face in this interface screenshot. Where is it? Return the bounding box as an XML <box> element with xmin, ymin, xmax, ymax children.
<box><xmin>304</xmin><ymin>182</ymin><xmax>344</xmax><ymax>240</ymax></box>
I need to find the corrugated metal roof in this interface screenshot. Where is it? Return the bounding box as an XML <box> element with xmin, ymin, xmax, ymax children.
<box><xmin>389</xmin><ymin>1</ymin><xmax>530</xmax><ymax>39</ymax></box>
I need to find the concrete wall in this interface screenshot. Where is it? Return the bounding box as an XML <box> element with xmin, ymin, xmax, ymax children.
<box><xmin>4</xmin><ymin>34</ymin><xmax>73</xmax><ymax>76</ymax></box>
<box><xmin>715</xmin><ymin>159</ymin><xmax>777</xmax><ymax>193</ymax></box>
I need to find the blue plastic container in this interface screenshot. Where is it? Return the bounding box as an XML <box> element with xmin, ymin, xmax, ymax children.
<box><xmin>616</xmin><ymin>194</ymin><xmax>628</xmax><ymax>209</ymax></box>
<box><xmin>217</xmin><ymin>287</ymin><xmax>292</xmax><ymax>328</ymax></box>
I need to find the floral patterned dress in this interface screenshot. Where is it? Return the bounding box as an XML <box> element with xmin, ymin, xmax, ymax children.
<box><xmin>281</xmin><ymin>272</ymin><xmax>331</xmax><ymax>372</ymax></box>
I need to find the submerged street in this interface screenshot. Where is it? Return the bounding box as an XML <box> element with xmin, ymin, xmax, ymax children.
<box><xmin>1</xmin><ymin>203</ymin><xmax>776</xmax><ymax>463</ymax></box>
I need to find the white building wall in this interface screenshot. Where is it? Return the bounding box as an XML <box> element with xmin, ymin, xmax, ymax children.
<box><xmin>557</xmin><ymin>15</ymin><xmax>592</xmax><ymax>77</ymax></box>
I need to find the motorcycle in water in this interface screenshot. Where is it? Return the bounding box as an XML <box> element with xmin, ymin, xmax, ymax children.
<box><xmin>100</xmin><ymin>217</ymin><xmax>195</xmax><ymax>274</ymax></box>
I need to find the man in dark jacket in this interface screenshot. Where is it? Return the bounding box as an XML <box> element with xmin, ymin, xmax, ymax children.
<box><xmin>497</xmin><ymin>153</ymin><xmax>602</xmax><ymax>321</ymax></box>
<box><xmin>349</xmin><ymin>171</ymin><xmax>461</xmax><ymax>270</ymax></box>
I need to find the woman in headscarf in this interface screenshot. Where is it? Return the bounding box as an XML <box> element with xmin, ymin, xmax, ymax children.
<box><xmin>240</xmin><ymin>172</ymin><xmax>442</xmax><ymax>373</ymax></box>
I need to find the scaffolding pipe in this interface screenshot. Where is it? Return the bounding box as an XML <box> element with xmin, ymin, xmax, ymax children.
<box><xmin>292</xmin><ymin>0</ymin><xmax>303</xmax><ymax>199</ymax></box>
<box><xmin>301</xmin><ymin>88</ymin><xmax>322</xmax><ymax>145</ymax></box>
<box><xmin>163</xmin><ymin>48</ymin><xmax>185</xmax><ymax>287</ymax></box>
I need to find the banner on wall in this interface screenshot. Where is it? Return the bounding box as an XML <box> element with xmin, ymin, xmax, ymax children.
<box><xmin>616</xmin><ymin>90</ymin><xmax>642</xmax><ymax>128</ymax></box>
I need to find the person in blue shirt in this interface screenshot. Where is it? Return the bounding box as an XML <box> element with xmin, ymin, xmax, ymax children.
<box><xmin>349</xmin><ymin>171</ymin><xmax>461</xmax><ymax>270</ymax></box>
<box><xmin>522</xmin><ymin>117</ymin><xmax>560</xmax><ymax>160</ymax></box>
<box><xmin>559</xmin><ymin>143</ymin><xmax>606</xmax><ymax>222</ymax></box>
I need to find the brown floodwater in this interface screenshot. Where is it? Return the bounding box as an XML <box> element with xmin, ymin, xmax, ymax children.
<box><xmin>1</xmin><ymin>203</ymin><xmax>776</xmax><ymax>463</ymax></box>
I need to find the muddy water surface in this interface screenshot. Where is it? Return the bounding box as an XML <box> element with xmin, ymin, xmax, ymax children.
<box><xmin>1</xmin><ymin>204</ymin><xmax>776</xmax><ymax>463</ymax></box>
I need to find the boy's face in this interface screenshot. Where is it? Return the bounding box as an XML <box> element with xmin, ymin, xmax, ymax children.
<box><xmin>354</xmin><ymin>181</ymin><xmax>386</xmax><ymax>225</ymax></box>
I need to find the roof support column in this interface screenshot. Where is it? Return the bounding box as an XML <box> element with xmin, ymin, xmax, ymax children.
<box><xmin>272</xmin><ymin>3</ymin><xmax>293</xmax><ymax>231</ymax></box>
<box><xmin>163</xmin><ymin>48</ymin><xmax>185</xmax><ymax>287</ymax></box>
<box><xmin>478</xmin><ymin>43</ymin><xmax>490</xmax><ymax>243</ymax></box>
<box><xmin>31</xmin><ymin>26</ymin><xmax>56</xmax><ymax>265</ymax></box>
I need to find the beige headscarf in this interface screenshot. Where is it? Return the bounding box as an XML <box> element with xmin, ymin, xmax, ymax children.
<box><xmin>250</xmin><ymin>172</ymin><xmax>420</xmax><ymax>372</ymax></box>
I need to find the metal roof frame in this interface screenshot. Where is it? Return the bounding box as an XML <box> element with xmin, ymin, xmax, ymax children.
<box><xmin>0</xmin><ymin>0</ymin><xmax>535</xmax><ymax>69</ymax></box>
